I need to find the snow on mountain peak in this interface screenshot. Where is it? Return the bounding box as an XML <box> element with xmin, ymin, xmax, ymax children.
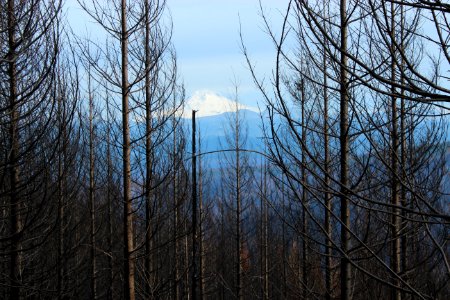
<box><xmin>182</xmin><ymin>90</ymin><xmax>258</xmax><ymax>118</ymax></box>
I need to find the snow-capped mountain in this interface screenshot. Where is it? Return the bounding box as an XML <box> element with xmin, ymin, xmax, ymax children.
<box><xmin>178</xmin><ymin>90</ymin><xmax>269</xmax><ymax>167</ymax></box>
<box><xmin>182</xmin><ymin>90</ymin><xmax>259</xmax><ymax>118</ymax></box>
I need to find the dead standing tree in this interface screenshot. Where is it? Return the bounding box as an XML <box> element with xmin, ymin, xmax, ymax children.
<box><xmin>243</xmin><ymin>0</ymin><xmax>449</xmax><ymax>298</ymax></box>
<box><xmin>76</xmin><ymin>1</ymin><xmax>142</xmax><ymax>298</ymax></box>
<box><xmin>77</xmin><ymin>1</ymin><xmax>181</xmax><ymax>298</ymax></box>
<box><xmin>0</xmin><ymin>0</ymin><xmax>63</xmax><ymax>297</ymax></box>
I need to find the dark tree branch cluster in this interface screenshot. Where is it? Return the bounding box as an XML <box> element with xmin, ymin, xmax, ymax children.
<box><xmin>240</xmin><ymin>0</ymin><xmax>449</xmax><ymax>299</ymax></box>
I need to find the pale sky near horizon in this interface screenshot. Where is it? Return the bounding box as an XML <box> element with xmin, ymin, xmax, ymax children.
<box><xmin>67</xmin><ymin>0</ymin><xmax>290</xmax><ymax>110</ymax></box>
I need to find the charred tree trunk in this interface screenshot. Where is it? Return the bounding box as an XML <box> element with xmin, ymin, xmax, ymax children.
<box><xmin>57</xmin><ymin>76</ymin><xmax>66</xmax><ymax>300</ymax></box>
<box><xmin>198</xmin><ymin>128</ymin><xmax>205</xmax><ymax>299</ymax></box>
<box><xmin>281</xmin><ymin>174</ymin><xmax>287</xmax><ymax>299</ymax></box>
<box><xmin>390</xmin><ymin>3</ymin><xmax>401</xmax><ymax>299</ymax></box>
<box><xmin>323</xmin><ymin>42</ymin><xmax>333</xmax><ymax>300</ymax></box>
<box><xmin>235</xmin><ymin>111</ymin><xmax>243</xmax><ymax>300</ymax></box>
<box><xmin>88</xmin><ymin>71</ymin><xmax>97</xmax><ymax>300</ymax></box>
<box><xmin>339</xmin><ymin>0</ymin><xmax>351</xmax><ymax>298</ymax></box>
<box><xmin>7</xmin><ymin>0</ymin><xmax>22</xmax><ymax>297</ymax></box>
<box><xmin>144</xmin><ymin>0</ymin><xmax>154</xmax><ymax>296</ymax></box>
<box><xmin>261</xmin><ymin>160</ymin><xmax>269</xmax><ymax>300</ymax></box>
<box><xmin>106</xmin><ymin>96</ymin><xmax>114</xmax><ymax>300</ymax></box>
<box><xmin>399</xmin><ymin>6</ymin><xmax>408</xmax><ymax>297</ymax></box>
<box><xmin>191</xmin><ymin>110</ymin><xmax>198</xmax><ymax>300</ymax></box>
<box><xmin>121</xmin><ymin>0</ymin><xmax>135</xmax><ymax>299</ymax></box>
<box><xmin>300</xmin><ymin>79</ymin><xmax>309</xmax><ymax>300</ymax></box>
<box><xmin>173</xmin><ymin>102</ymin><xmax>181</xmax><ymax>299</ymax></box>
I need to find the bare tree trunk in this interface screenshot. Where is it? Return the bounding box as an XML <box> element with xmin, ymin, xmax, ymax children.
<box><xmin>121</xmin><ymin>0</ymin><xmax>135</xmax><ymax>299</ymax></box>
<box><xmin>300</xmin><ymin>79</ymin><xmax>308</xmax><ymax>300</ymax></box>
<box><xmin>88</xmin><ymin>71</ymin><xmax>97</xmax><ymax>300</ymax></box>
<box><xmin>106</xmin><ymin>96</ymin><xmax>114</xmax><ymax>300</ymax></box>
<box><xmin>144</xmin><ymin>0</ymin><xmax>154</xmax><ymax>296</ymax></box>
<box><xmin>400</xmin><ymin>97</ymin><xmax>407</xmax><ymax>300</ymax></box>
<box><xmin>390</xmin><ymin>3</ymin><xmax>401</xmax><ymax>299</ymax></box>
<box><xmin>281</xmin><ymin>174</ymin><xmax>287</xmax><ymax>299</ymax></box>
<box><xmin>198</xmin><ymin>128</ymin><xmax>205</xmax><ymax>300</ymax></box>
<box><xmin>191</xmin><ymin>110</ymin><xmax>198</xmax><ymax>300</ymax></box>
<box><xmin>185</xmin><ymin>221</ymin><xmax>190</xmax><ymax>300</ymax></box>
<box><xmin>235</xmin><ymin>110</ymin><xmax>243</xmax><ymax>300</ymax></box>
<box><xmin>219</xmin><ymin>199</ymin><xmax>225</xmax><ymax>300</ymax></box>
<box><xmin>323</xmin><ymin>42</ymin><xmax>333</xmax><ymax>300</ymax></box>
<box><xmin>399</xmin><ymin>6</ymin><xmax>407</xmax><ymax>298</ymax></box>
<box><xmin>339</xmin><ymin>0</ymin><xmax>351</xmax><ymax>298</ymax></box>
<box><xmin>7</xmin><ymin>0</ymin><xmax>22</xmax><ymax>297</ymax></box>
<box><xmin>262</xmin><ymin>160</ymin><xmax>269</xmax><ymax>300</ymax></box>
<box><xmin>173</xmin><ymin>102</ymin><xmax>180</xmax><ymax>300</ymax></box>
<box><xmin>260</xmin><ymin>158</ymin><xmax>265</xmax><ymax>299</ymax></box>
<box><xmin>57</xmin><ymin>78</ymin><xmax>66</xmax><ymax>300</ymax></box>
<box><xmin>75</xmin><ymin>203</ymin><xmax>80</xmax><ymax>298</ymax></box>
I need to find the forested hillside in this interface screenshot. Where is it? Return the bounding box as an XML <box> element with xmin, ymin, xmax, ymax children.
<box><xmin>0</xmin><ymin>0</ymin><xmax>448</xmax><ymax>299</ymax></box>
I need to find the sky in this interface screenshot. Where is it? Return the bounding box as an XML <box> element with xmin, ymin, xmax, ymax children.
<box><xmin>167</xmin><ymin>0</ymin><xmax>289</xmax><ymax>108</ymax></box>
<box><xmin>67</xmin><ymin>0</ymin><xmax>291</xmax><ymax>115</ymax></box>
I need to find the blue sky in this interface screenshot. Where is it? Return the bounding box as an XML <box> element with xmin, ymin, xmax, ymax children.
<box><xmin>167</xmin><ymin>0</ymin><xmax>289</xmax><ymax>106</ymax></box>
<box><xmin>67</xmin><ymin>0</ymin><xmax>290</xmax><ymax>111</ymax></box>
